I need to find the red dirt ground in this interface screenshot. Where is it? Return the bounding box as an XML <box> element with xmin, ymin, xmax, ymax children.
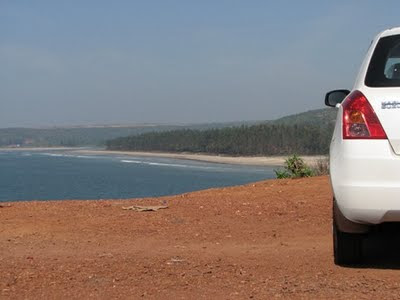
<box><xmin>1</xmin><ymin>176</ymin><xmax>400</xmax><ymax>299</ymax></box>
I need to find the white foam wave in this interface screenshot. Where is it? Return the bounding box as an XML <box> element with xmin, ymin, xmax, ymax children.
<box><xmin>121</xmin><ymin>160</ymin><xmax>142</xmax><ymax>164</ymax></box>
<box><xmin>41</xmin><ymin>153</ymin><xmax>64</xmax><ymax>157</ymax></box>
<box><xmin>39</xmin><ymin>153</ymin><xmax>101</xmax><ymax>159</ymax></box>
<box><xmin>147</xmin><ymin>162</ymin><xmax>189</xmax><ymax>168</ymax></box>
<box><xmin>120</xmin><ymin>159</ymin><xmax>217</xmax><ymax>170</ymax></box>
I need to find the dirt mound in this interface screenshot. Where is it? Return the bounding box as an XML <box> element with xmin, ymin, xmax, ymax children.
<box><xmin>1</xmin><ymin>176</ymin><xmax>399</xmax><ymax>299</ymax></box>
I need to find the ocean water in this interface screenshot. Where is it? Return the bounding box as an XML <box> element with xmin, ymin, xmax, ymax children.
<box><xmin>0</xmin><ymin>150</ymin><xmax>277</xmax><ymax>202</ymax></box>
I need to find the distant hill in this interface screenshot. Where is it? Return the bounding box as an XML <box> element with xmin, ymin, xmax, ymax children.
<box><xmin>0</xmin><ymin>108</ymin><xmax>337</xmax><ymax>149</ymax></box>
<box><xmin>0</xmin><ymin>122</ymin><xmax>260</xmax><ymax>148</ymax></box>
<box><xmin>271</xmin><ymin>108</ymin><xmax>338</xmax><ymax>126</ymax></box>
<box><xmin>0</xmin><ymin>126</ymin><xmax>180</xmax><ymax>147</ymax></box>
<box><xmin>106</xmin><ymin>108</ymin><xmax>337</xmax><ymax>156</ymax></box>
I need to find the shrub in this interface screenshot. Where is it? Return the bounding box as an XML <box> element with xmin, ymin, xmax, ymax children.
<box><xmin>311</xmin><ymin>157</ymin><xmax>330</xmax><ymax>176</ymax></box>
<box><xmin>274</xmin><ymin>154</ymin><xmax>314</xmax><ymax>179</ymax></box>
<box><xmin>274</xmin><ymin>168</ymin><xmax>290</xmax><ymax>179</ymax></box>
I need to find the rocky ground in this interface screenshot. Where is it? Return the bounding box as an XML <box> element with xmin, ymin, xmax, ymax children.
<box><xmin>2</xmin><ymin>176</ymin><xmax>400</xmax><ymax>299</ymax></box>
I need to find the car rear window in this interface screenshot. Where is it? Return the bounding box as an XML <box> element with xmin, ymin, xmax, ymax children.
<box><xmin>365</xmin><ymin>34</ymin><xmax>400</xmax><ymax>87</ymax></box>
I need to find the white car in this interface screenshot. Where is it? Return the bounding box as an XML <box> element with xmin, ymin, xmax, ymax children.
<box><xmin>326</xmin><ymin>27</ymin><xmax>400</xmax><ymax>265</ymax></box>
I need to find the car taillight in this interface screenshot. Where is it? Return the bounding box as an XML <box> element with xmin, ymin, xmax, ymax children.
<box><xmin>342</xmin><ymin>90</ymin><xmax>387</xmax><ymax>139</ymax></box>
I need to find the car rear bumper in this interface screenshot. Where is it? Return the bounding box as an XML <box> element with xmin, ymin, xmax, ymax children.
<box><xmin>331</xmin><ymin>139</ymin><xmax>400</xmax><ymax>224</ymax></box>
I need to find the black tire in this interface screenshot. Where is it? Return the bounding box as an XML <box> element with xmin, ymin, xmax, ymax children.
<box><xmin>333</xmin><ymin>220</ymin><xmax>363</xmax><ymax>265</ymax></box>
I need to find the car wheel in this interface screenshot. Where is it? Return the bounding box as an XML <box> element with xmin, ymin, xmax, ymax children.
<box><xmin>333</xmin><ymin>220</ymin><xmax>363</xmax><ymax>265</ymax></box>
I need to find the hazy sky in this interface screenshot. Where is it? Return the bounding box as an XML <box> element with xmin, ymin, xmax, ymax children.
<box><xmin>1</xmin><ymin>1</ymin><xmax>400</xmax><ymax>127</ymax></box>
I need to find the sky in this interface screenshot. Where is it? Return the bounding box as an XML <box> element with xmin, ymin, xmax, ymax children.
<box><xmin>1</xmin><ymin>1</ymin><xmax>400</xmax><ymax>128</ymax></box>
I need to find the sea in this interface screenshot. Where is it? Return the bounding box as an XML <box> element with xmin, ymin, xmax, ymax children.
<box><xmin>0</xmin><ymin>149</ymin><xmax>277</xmax><ymax>202</ymax></box>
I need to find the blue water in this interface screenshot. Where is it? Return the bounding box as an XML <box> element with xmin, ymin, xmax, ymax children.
<box><xmin>0</xmin><ymin>150</ymin><xmax>276</xmax><ymax>202</ymax></box>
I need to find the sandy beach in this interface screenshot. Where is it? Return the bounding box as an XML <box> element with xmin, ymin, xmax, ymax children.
<box><xmin>0</xmin><ymin>147</ymin><xmax>327</xmax><ymax>166</ymax></box>
<box><xmin>73</xmin><ymin>149</ymin><xmax>326</xmax><ymax>167</ymax></box>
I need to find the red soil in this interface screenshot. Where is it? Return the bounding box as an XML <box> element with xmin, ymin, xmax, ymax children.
<box><xmin>1</xmin><ymin>176</ymin><xmax>400</xmax><ymax>299</ymax></box>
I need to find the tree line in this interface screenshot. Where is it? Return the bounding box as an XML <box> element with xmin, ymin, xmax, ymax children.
<box><xmin>106</xmin><ymin>123</ymin><xmax>334</xmax><ymax>156</ymax></box>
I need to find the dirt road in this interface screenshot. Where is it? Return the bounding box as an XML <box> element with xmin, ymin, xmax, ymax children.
<box><xmin>1</xmin><ymin>176</ymin><xmax>400</xmax><ymax>299</ymax></box>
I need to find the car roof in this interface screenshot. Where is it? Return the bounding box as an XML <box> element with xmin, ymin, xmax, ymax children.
<box><xmin>379</xmin><ymin>27</ymin><xmax>400</xmax><ymax>38</ymax></box>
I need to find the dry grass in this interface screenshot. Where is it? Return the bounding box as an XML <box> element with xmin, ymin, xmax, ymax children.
<box><xmin>311</xmin><ymin>157</ymin><xmax>330</xmax><ymax>176</ymax></box>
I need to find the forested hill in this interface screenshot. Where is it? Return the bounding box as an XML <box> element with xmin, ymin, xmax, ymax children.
<box><xmin>106</xmin><ymin>108</ymin><xmax>338</xmax><ymax>156</ymax></box>
<box><xmin>0</xmin><ymin>125</ymin><xmax>182</xmax><ymax>147</ymax></box>
<box><xmin>272</xmin><ymin>108</ymin><xmax>337</xmax><ymax>126</ymax></box>
<box><xmin>0</xmin><ymin>122</ymin><xmax>262</xmax><ymax>148</ymax></box>
<box><xmin>0</xmin><ymin>108</ymin><xmax>336</xmax><ymax>148</ymax></box>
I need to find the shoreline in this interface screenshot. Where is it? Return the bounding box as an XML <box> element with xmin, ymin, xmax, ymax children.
<box><xmin>74</xmin><ymin>149</ymin><xmax>326</xmax><ymax>167</ymax></box>
<box><xmin>0</xmin><ymin>147</ymin><xmax>327</xmax><ymax>167</ymax></box>
<box><xmin>0</xmin><ymin>146</ymin><xmax>84</xmax><ymax>151</ymax></box>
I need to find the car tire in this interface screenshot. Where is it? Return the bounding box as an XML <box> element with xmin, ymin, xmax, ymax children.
<box><xmin>333</xmin><ymin>220</ymin><xmax>363</xmax><ymax>265</ymax></box>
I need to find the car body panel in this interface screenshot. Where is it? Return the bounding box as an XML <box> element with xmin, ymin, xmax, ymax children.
<box><xmin>331</xmin><ymin>27</ymin><xmax>400</xmax><ymax>226</ymax></box>
<box><xmin>357</xmin><ymin>87</ymin><xmax>400</xmax><ymax>154</ymax></box>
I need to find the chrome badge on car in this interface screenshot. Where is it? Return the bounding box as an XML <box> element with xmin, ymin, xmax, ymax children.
<box><xmin>382</xmin><ymin>101</ymin><xmax>400</xmax><ymax>109</ymax></box>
